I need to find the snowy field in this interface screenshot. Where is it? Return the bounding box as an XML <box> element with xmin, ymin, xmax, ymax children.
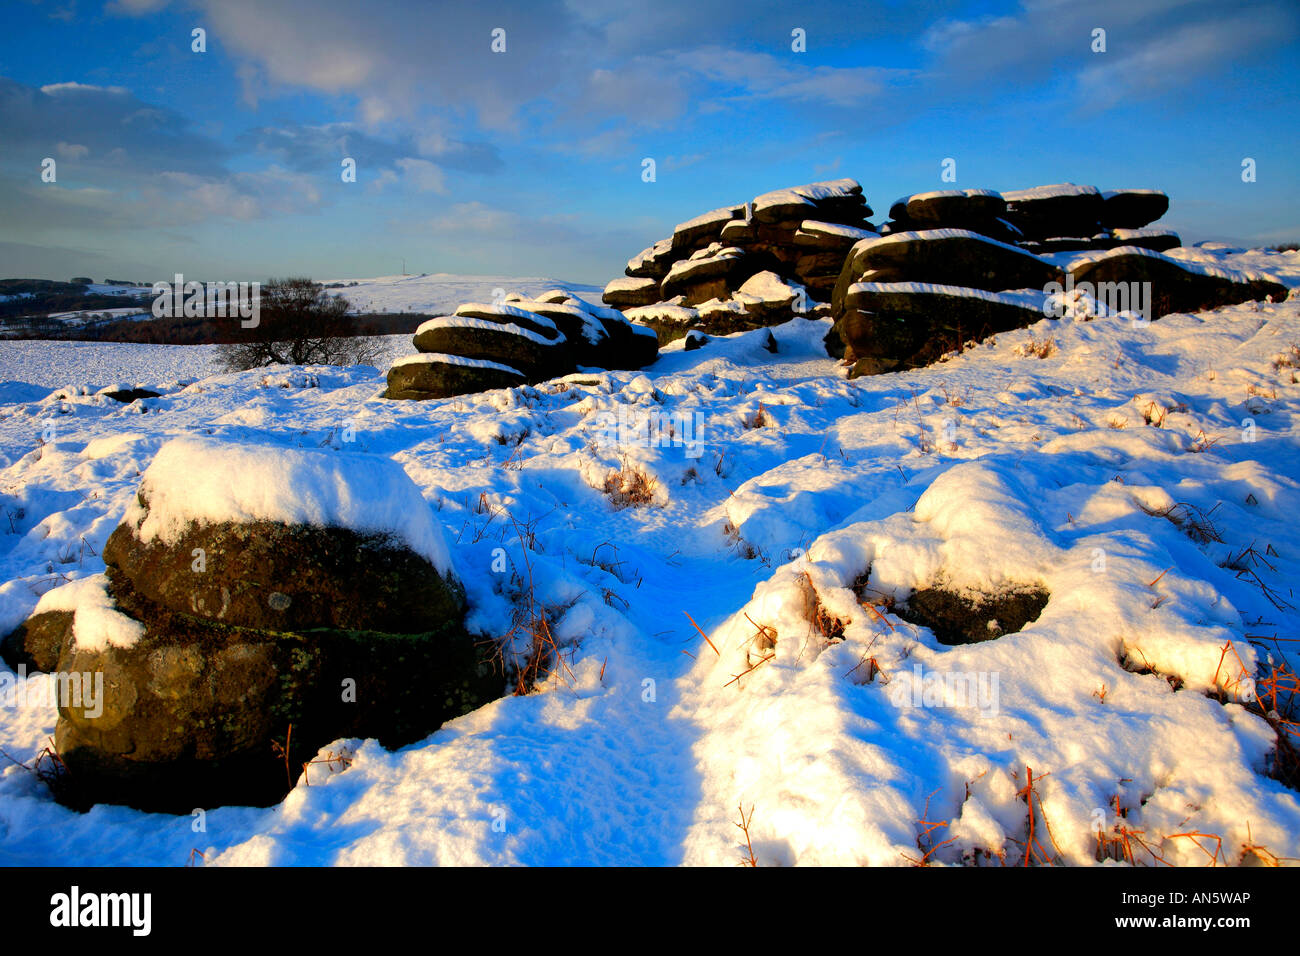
<box><xmin>0</xmin><ymin>246</ymin><xmax>1298</xmax><ymax>865</ymax></box>
<box><xmin>319</xmin><ymin>273</ymin><xmax>601</xmax><ymax>315</ymax></box>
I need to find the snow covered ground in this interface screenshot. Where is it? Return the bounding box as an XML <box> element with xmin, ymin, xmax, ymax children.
<box><xmin>319</xmin><ymin>273</ymin><xmax>601</xmax><ymax>315</ymax></box>
<box><xmin>0</xmin><ymin>245</ymin><xmax>1298</xmax><ymax>866</ymax></box>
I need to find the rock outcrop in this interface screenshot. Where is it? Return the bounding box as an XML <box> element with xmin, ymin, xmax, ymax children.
<box><xmin>604</xmin><ymin>179</ymin><xmax>872</xmax><ymax>343</ymax></box>
<box><xmin>384</xmin><ymin>291</ymin><xmax>658</xmax><ymax>401</ymax></box>
<box><xmin>8</xmin><ymin>438</ymin><xmax>500</xmax><ymax>812</ymax></box>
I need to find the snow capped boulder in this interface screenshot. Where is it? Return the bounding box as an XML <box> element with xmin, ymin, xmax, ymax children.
<box><xmin>661</xmin><ymin>245</ymin><xmax>752</xmax><ymax>301</ymax></box>
<box><xmin>601</xmin><ymin>179</ymin><xmax>875</xmax><ymax>333</ymax></box>
<box><xmin>413</xmin><ymin>316</ymin><xmax>572</xmax><ymax>380</ymax></box>
<box><xmin>386</xmin><ymin>352</ymin><xmax>527</xmax><ymax>400</ymax></box>
<box><xmin>894</xmin><ymin>189</ymin><xmax>1007</xmax><ymax>229</ymax></box>
<box><xmin>602</xmin><ymin>275</ymin><xmax>662</xmax><ymax>308</ymax></box>
<box><xmin>751</xmin><ymin>178</ymin><xmax>871</xmax><ymax>225</ymax></box>
<box><xmin>836</xmin><ymin>283</ymin><xmax>1046</xmax><ymax>377</ymax></box>
<box><xmin>832</xmin><ymin>229</ymin><xmax>1063</xmax><ymax>314</ymax></box>
<box><xmin>520</xmin><ymin>300</ymin><xmax>611</xmax><ymax>365</ymax></box>
<box><xmin>102</xmin><ymin>438</ymin><xmax>463</xmax><ymax>632</ymax></box>
<box><xmin>1101</xmin><ymin>189</ymin><xmax>1170</xmax><ymax>229</ymax></box>
<box><xmin>385</xmin><ymin>291</ymin><xmax>656</xmax><ymax>400</ymax></box>
<box><xmin>671</xmin><ymin>205</ymin><xmax>746</xmax><ymax>252</ymax></box>
<box><xmin>793</xmin><ymin>220</ymin><xmax>878</xmax><ymax>250</ymax></box>
<box><xmin>452</xmin><ymin>302</ymin><xmax>562</xmax><ymax>340</ymax></box>
<box><xmin>1068</xmin><ymin>247</ymin><xmax>1289</xmax><ymax>319</ymax></box>
<box><xmin>1108</xmin><ymin>228</ymin><xmax>1181</xmax><ymax>252</ymax></box>
<box><xmin>51</xmin><ymin>438</ymin><xmax>497</xmax><ymax>812</ymax></box>
<box><xmin>1001</xmin><ymin>183</ymin><xmax>1105</xmax><ymax>241</ymax></box>
<box><xmin>626</xmin><ymin>237</ymin><xmax>676</xmax><ymax>278</ymax></box>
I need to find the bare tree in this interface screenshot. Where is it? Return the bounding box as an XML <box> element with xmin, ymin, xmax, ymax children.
<box><xmin>215</xmin><ymin>277</ymin><xmax>384</xmax><ymax>371</ymax></box>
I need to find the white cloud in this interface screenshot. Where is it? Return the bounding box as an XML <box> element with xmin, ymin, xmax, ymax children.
<box><xmin>40</xmin><ymin>81</ymin><xmax>128</xmax><ymax>96</ymax></box>
<box><xmin>56</xmin><ymin>142</ymin><xmax>89</xmax><ymax>160</ymax></box>
<box><xmin>395</xmin><ymin>157</ymin><xmax>447</xmax><ymax>193</ymax></box>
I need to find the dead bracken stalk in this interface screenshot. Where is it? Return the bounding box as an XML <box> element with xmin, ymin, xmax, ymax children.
<box><xmin>602</xmin><ymin>458</ymin><xmax>658</xmax><ymax>509</ymax></box>
<box><xmin>499</xmin><ymin>511</ymin><xmax>577</xmax><ymax>695</ymax></box>
<box><xmin>735</xmin><ymin>803</ymin><xmax>758</xmax><ymax>866</ymax></box>
<box><xmin>1016</xmin><ymin>335</ymin><xmax>1057</xmax><ymax>359</ymax></box>
<box><xmin>743</xmin><ymin>403</ymin><xmax>771</xmax><ymax>429</ymax></box>
<box><xmin>683</xmin><ymin>611</ymin><xmax>721</xmax><ymax>657</ymax></box>
<box><xmin>1010</xmin><ymin>767</ymin><xmax>1063</xmax><ymax>866</ymax></box>
<box><xmin>904</xmin><ymin>789</ymin><xmax>957</xmax><ymax>866</ymax></box>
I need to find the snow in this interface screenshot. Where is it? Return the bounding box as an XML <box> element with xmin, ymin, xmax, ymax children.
<box><xmin>452</xmin><ymin>302</ymin><xmax>560</xmax><ymax>332</ymax></box>
<box><xmin>2</xmin><ymin>243</ymin><xmax>1300</xmax><ymax>866</ymax></box>
<box><xmin>622</xmin><ymin>304</ymin><xmax>699</xmax><ymax>325</ymax></box>
<box><xmin>123</xmin><ymin>436</ymin><xmax>455</xmax><ymax>575</ymax></box>
<box><xmin>895</xmin><ymin>188</ymin><xmax>1002</xmax><ymax>206</ymax></box>
<box><xmin>1102</xmin><ymin>189</ymin><xmax>1167</xmax><ymax>199</ymax></box>
<box><xmin>663</xmin><ymin>248</ymin><xmax>744</xmax><ymax>285</ymax></box>
<box><xmin>389</xmin><ymin>352</ymin><xmax>523</xmax><ymax>377</ymax></box>
<box><xmin>847</xmin><ymin>280</ymin><xmax>1046</xmax><ymax>310</ymax></box>
<box><xmin>318</xmin><ymin>274</ymin><xmax>600</xmax><ymax>315</ymax></box>
<box><xmin>627</xmin><ymin>239</ymin><xmax>673</xmax><ymax>273</ymax></box>
<box><xmin>603</xmin><ymin>276</ymin><xmax>659</xmax><ymax>295</ymax></box>
<box><xmin>69</xmin><ymin>573</ymin><xmax>144</xmax><ymax>652</ymax></box>
<box><xmin>510</xmin><ymin>300</ymin><xmax>608</xmax><ymax>346</ymax></box>
<box><xmin>673</xmin><ymin>206</ymin><xmax>741</xmax><ymax>235</ymax></box>
<box><xmin>796</xmin><ymin>221</ymin><xmax>876</xmax><ymax>242</ymax></box>
<box><xmin>752</xmin><ymin>178</ymin><xmax>862</xmax><ymax>213</ymax></box>
<box><xmin>413</xmin><ymin>315</ymin><xmax>559</xmax><ymax>348</ymax></box>
<box><xmin>1003</xmin><ymin>183</ymin><xmax>1101</xmax><ymax>202</ymax></box>
<box><xmin>1112</xmin><ymin>228</ymin><xmax>1179</xmax><ymax>241</ymax></box>
<box><xmin>737</xmin><ymin>270</ymin><xmax>799</xmax><ymax>303</ymax></box>
<box><xmin>1067</xmin><ymin>245</ymin><xmax>1289</xmax><ymax>287</ymax></box>
<box><xmin>851</xmin><ymin>227</ymin><xmax>1046</xmax><ymax>262</ymax></box>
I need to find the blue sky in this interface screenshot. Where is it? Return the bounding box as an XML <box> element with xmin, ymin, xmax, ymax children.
<box><xmin>2</xmin><ymin>0</ymin><xmax>1297</xmax><ymax>284</ymax></box>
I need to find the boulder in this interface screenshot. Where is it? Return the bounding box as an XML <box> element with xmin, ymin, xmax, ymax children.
<box><xmin>1</xmin><ymin>609</ymin><xmax>72</xmax><ymax>673</ymax></box>
<box><xmin>521</xmin><ymin>301</ymin><xmax>611</xmax><ymax>365</ymax></box>
<box><xmin>602</xmin><ymin>276</ymin><xmax>662</xmax><ymax>309</ymax></box>
<box><xmin>1068</xmin><ymin>248</ymin><xmax>1289</xmax><ymax>319</ymax></box>
<box><xmin>1101</xmin><ymin>190</ymin><xmax>1169</xmax><ymax>229</ymax></box>
<box><xmin>103</xmin><ymin>519</ymin><xmax>465</xmax><ymax>635</ymax></box>
<box><xmin>832</xmin><ymin>229</ymin><xmax>1063</xmax><ymax>314</ymax></box>
<box><xmin>452</xmin><ymin>302</ymin><xmax>563</xmax><ymax>340</ymax></box>
<box><xmin>752</xmin><ymin>179</ymin><xmax>871</xmax><ymax>225</ymax></box>
<box><xmin>835</xmin><ymin>282</ymin><xmax>1046</xmax><ymax>375</ymax></box>
<box><xmin>1002</xmin><ymin>183</ymin><xmax>1104</xmax><ymax>240</ymax></box>
<box><xmin>661</xmin><ymin>246</ymin><xmax>752</xmax><ymax>300</ymax></box>
<box><xmin>626</xmin><ymin>238</ymin><xmax>676</xmax><ymax>278</ymax></box>
<box><xmin>412</xmin><ymin>316</ymin><xmax>573</xmax><ymax>379</ymax></box>
<box><xmin>386</xmin><ymin>354</ymin><xmax>527</xmax><ymax>400</ymax></box>
<box><xmin>54</xmin><ymin>581</ymin><xmax>493</xmax><ymax>813</ymax></box>
<box><xmin>793</xmin><ymin>220</ymin><xmax>876</xmax><ymax>250</ymax></box>
<box><xmin>48</xmin><ymin>439</ymin><xmax>498</xmax><ymax>812</ymax></box>
<box><xmin>622</xmin><ymin>303</ymin><xmax>699</xmax><ymax>346</ymax></box>
<box><xmin>899</xmin><ymin>189</ymin><xmax>1007</xmax><ymax>229</ymax></box>
<box><xmin>671</xmin><ymin>205</ymin><xmax>745</xmax><ymax>252</ymax></box>
<box><xmin>594</xmin><ymin>314</ymin><xmax>661</xmax><ymax>369</ymax></box>
<box><xmin>1109</xmin><ymin>228</ymin><xmax>1181</xmax><ymax>253</ymax></box>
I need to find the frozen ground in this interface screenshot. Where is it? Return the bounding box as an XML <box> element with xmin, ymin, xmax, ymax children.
<box><xmin>0</xmin><ymin>246</ymin><xmax>1298</xmax><ymax>866</ymax></box>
